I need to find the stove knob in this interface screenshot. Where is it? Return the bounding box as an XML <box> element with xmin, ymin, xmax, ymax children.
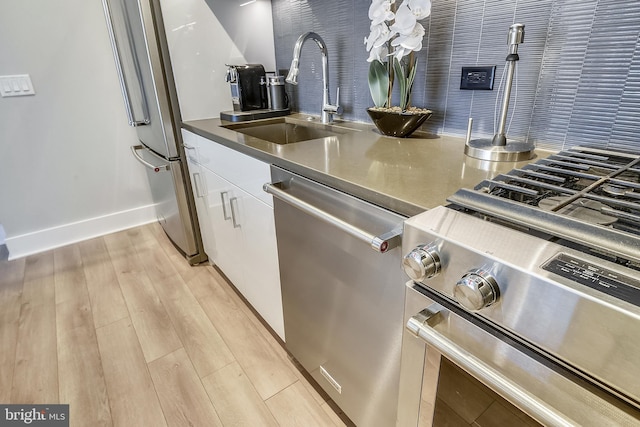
<box><xmin>403</xmin><ymin>246</ymin><xmax>441</xmax><ymax>282</ymax></box>
<box><xmin>454</xmin><ymin>270</ymin><xmax>500</xmax><ymax>311</ymax></box>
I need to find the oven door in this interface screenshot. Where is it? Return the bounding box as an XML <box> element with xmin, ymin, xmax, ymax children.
<box><xmin>397</xmin><ymin>283</ymin><xmax>640</xmax><ymax>427</ymax></box>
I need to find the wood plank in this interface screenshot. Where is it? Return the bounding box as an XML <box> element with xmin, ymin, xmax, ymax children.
<box><xmin>148</xmin><ymin>348</ymin><xmax>222</xmax><ymax>427</ymax></box>
<box><xmin>207</xmin><ymin>265</ymin><xmax>330</xmax><ymax>406</ymax></box>
<box><xmin>148</xmin><ymin>221</ymin><xmax>200</xmax><ymax>284</ymax></box>
<box><xmin>11</xmin><ymin>252</ymin><xmax>58</xmax><ymax>404</ymax></box>
<box><xmin>53</xmin><ymin>244</ymin><xmax>86</xmax><ymax>305</ymax></box>
<box><xmin>129</xmin><ymin>226</ymin><xmax>180</xmax><ymax>283</ymax></box>
<box><xmin>104</xmin><ymin>231</ymin><xmax>181</xmax><ymax>363</ymax></box>
<box><xmin>96</xmin><ymin>318</ymin><xmax>167</xmax><ymax>427</ymax></box>
<box><xmin>130</xmin><ymin>230</ymin><xmax>234</xmax><ymax>378</ymax></box>
<box><xmin>54</xmin><ymin>245</ymin><xmax>112</xmax><ymax>426</ymax></box>
<box><xmin>21</xmin><ymin>250</ymin><xmax>55</xmax><ymax>305</ymax></box>
<box><xmin>201</xmin><ymin>361</ymin><xmax>278</xmax><ymax>427</ymax></box>
<box><xmin>0</xmin><ymin>258</ymin><xmax>26</xmax><ymax>300</ymax></box>
<box><xmin>152</xmin><ymin>273</ymin><xmax>235</xmax><ymax>378</ymax></box>
<box><xmin>266</xmin><ymin>381</ymin><xmax>338</xmax><ymax>427</ymax></box>
<box><xmin>0</xmin><ymin>258</ymin><xmax>25</xmax><ymax>403</ymax></box>
<box><xmin>188</xmin><ymin>266</ymin><xmax>297</xmax><ymax>400</ymax></box>
<box><xmin>79</xmin><ymin>237</ymin><xmax>129</xmax><ymax>328</ymax></box>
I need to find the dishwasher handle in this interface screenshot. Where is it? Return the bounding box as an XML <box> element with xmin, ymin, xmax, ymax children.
<box><xmin>264</xmin><ymin>181</ymin><xmax>401</xmax><ymax>253</ymax></box>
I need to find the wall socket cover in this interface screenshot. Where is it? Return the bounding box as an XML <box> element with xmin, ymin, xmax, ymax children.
<box><xmin>460</xmin><ymin>66</ymin><xmax>496</xmax><ymax>90</ymax></box>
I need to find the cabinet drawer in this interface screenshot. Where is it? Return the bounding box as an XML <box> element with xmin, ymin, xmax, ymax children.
<box><xmin>182</xmin><ymin>129</ymin><xmax>272</xmax><ymax>206</ymax></box>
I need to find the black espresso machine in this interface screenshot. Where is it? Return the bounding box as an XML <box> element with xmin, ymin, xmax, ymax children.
<box><xmin>225</xmin><ymin>64</ymin><xmax>267</xmax><ymax>111</ymax></box>
<box><xmin>221</xmin><ymin>64</ymin><xmax>290</xmax><ymax>122</ymax></box>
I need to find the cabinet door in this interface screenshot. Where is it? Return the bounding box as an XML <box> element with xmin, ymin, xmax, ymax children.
<box><xmin>201</xmin><ymin>168</ymin><xmax>245</xmax><ymax>288</ymax></box>
<box><xmin>185</xmin><ymin>155</ymin><xmax>215</xmax><ymax>258</ymax></box>
<box><xmin>240</xmin><ymin>194</ymin><xmax>285</xmax><ymax>340</ymax></box>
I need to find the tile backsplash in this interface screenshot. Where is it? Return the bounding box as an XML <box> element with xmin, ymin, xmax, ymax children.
<box><xmin>271</xmin><ymin>0</ymin><xmax>640</xmax><ymax>152</ymax></box>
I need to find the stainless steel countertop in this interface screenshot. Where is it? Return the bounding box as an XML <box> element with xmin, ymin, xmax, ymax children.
<box><xmin>183</xmin><ymin>114</ymin><xmax>551</xmax><ymax>217</ymax></box>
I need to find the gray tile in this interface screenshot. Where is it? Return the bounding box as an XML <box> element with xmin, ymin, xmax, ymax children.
<box><xmin>272</xmin><ymin>0</ymin><xmax>640</xmax><ymax>152</ymax></box>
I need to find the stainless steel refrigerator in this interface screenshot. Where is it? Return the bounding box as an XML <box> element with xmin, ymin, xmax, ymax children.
<box><xmin>102</xmin><ymin>0</ymin><xmax>206</xmax><ymax>264</ymax></box>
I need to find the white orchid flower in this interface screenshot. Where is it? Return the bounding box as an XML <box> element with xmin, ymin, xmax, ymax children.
<box><xmin>391</xmin><ymin>22</ymin><xmax>425</xmax><ymax>59</ymax></box>
<box><xmin>367</xmin><ymin>43</ymin><xmax>389</xmax><ymax>62</ymax></box>
<box><xmin>408</xmin><ymin>0</ymin><xmax>431</xmax><ymax>20</ymax></box>
<box><xmin>368</xmin><ymin>0</ymin><xmax>395</xmax><ymax>26</ymax></box>
<box><xmin>365</xmin><ymin>0</ymin><xmax>433</xmax><ymax>111</ymax></box>
<box><xmin>390</xmin><ymin>3</ymin><xmax>417</xmax><ymax>35</ymax></box>
<box><xmin>365</xmin><ymin>22</ymin><xmax>393</xmax><ymax>52</ymax></box>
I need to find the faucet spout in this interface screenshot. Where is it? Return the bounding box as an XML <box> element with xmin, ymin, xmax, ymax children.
<box><xmin>286</xmin><ymin>32</ymin><xmax>339</xmax><ymax>124</ymax></box>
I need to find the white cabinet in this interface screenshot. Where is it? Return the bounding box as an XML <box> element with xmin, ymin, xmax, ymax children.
<box><xmin>182</xmin><ymin>129</ymin><xmax>284</xmax><ymax>340</ymax></box>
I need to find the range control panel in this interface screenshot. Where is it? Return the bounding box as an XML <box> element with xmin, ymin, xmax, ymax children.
<box><xmin>543</xmin><ymin>253</ymin><xmax>640</xmax><ymax>306</ymax></box>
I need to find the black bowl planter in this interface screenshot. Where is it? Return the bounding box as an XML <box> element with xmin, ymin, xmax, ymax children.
<box><xmin>367</xmin><ymin>108</ymin><xmax>432</xmax><ymax>138</ymax></box>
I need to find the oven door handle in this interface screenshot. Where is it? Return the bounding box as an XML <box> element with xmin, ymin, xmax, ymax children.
<box><xmin>264</xmin><ymin>181</ymin><xmax>401</xmax><ymax>253</ymax></box>
<box><xmin>407</xmin><ymin>305</ymin><xmax>578</xmax><ymax>427</ymax></box>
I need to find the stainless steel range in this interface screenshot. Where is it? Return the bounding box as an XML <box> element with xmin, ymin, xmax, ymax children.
<box><xmin>398</xmin><ymin>146</ymin><xmax>640</xmax><ymax>426</ymax></box>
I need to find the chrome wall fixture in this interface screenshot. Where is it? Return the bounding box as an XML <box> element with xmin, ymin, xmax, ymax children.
<box><xmin>464</xmin><ymin>23</ymin><xmax>535</xmax><ymax>162</ymax></box>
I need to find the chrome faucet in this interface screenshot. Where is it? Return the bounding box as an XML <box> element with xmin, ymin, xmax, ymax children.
<box><xmin>286</xmin><ymin>32</ymin><xmax>341</xmax><ymax>124</ymax></box>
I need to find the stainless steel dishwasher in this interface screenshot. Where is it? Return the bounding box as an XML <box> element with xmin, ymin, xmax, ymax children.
<box><xmin>264</xmin><ymin>166</ymin><xmax>406</xmax><ymax>427</ymax></box>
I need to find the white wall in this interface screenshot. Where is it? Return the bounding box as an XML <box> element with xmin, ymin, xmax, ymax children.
<box><xmin>0</xmin><ymin>0</ymin><xmax>156</xmax><ymax>259</ymax></box>
<box><xmin>160</xmin><ymin>0</ymin><xmax>277</xmax><ymax>121</ymax></box>
<box><xmin>0</xmin><ymin>0</ymin><xmax>277</xmax><ymax>260</ymax></box>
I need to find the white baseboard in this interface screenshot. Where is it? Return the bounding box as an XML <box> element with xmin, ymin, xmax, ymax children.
<box><xmin>5</xmin><ymin>204</ymin><xmax>158</xmax><ymax>261</ymax></box>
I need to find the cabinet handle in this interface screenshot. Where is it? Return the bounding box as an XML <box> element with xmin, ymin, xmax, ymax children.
<box><xmin>193</xmin><ymin>172</ymin><xmax>203</xmax><ymax>198</ymax></box>
<box><xmin>220</xmin><ymin>191</ymin><xmax>231</xmax><ymax>220</ymax></box>
<box><xmin>230</xmin><ymin>197</ymin><xmax>241</xmax><ymax>228</ymax></box>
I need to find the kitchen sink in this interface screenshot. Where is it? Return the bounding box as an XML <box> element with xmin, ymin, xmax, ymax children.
<box><xmin>222</xmin><ymin>117</ymin><xmax>355</xmax><ymax>145</ymax></box>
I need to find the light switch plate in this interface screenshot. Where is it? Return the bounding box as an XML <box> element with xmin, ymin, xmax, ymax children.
<box><xmin>0</xmin><ymin>74</ymin><xmax>35</xmax><ymax>97</ymax></box>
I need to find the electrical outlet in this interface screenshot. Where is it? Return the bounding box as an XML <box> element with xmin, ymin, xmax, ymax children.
<box><xmin>460</xmin><ymin>66</ymin><xmax>496</xmax><ymax>90</ymax></box>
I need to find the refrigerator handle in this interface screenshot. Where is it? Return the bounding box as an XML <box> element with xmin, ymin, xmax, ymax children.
<box><xmin>101</xmin><ymin>0</ymin><xmax>150</xmax><ymax>127</ymax></box>
<box><xmin>131</xmin><ymin>145</ymin><xmax>169</xmax><ymax>172</ymax></box>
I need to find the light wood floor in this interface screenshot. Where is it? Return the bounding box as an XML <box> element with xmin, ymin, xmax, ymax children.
<box><xmin>0</xmin><ymin>223</ymin><xmax>351</xmax><ymax>427</ymax></box>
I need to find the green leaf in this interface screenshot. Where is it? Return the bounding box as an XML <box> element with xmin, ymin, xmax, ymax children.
<box><xmin>368</xmin><ymin>59</ymin><xmax>389</xmax><ymax>108</ymax></box>
<box><xmin>405</xmin><ymin>61</ymin><xmax>418</xmax><ymax>109</ymax></box>
<box><xmin>394</xmin><ymin>58</ymin><xmax>408</xmax><ymax>111</ymax></box>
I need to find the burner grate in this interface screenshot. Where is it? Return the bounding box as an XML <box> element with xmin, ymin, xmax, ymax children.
<box><xmin>482</xmin><ymin>146</ymin><xmax>640</xmax><ymax>219</ymax></box>
<box><xmin>448</xmin><ymin>146</ymin><xmax>640</xmax><ymax>263</ymax></box>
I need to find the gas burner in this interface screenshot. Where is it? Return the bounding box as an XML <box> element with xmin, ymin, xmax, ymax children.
<box><xmin>537</xmin><ymin>196</ymin><xmax>617</xmax><ymax>226</ymax></box>
<box><xmin>602</xmin><ymin>184</ymin><xmax>628</xmax><ymax>197</ymax></box>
